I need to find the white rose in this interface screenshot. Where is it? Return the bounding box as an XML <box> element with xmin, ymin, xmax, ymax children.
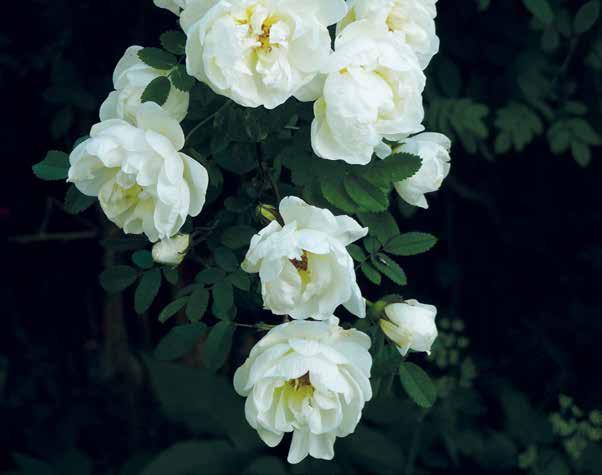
<box><xmin>152</xmin><ymin>234</ymin><xmax>191</xmax><ymax>265</ymax></box>
<box><xmin>311</xmin><ymin>20</ymin><xmax>426</xmax><ymax>165</ymax></box>
<box><xmin>68</xmin><ymin>102</ymin><xmax>209</xmax><ymax>242</ymax></box>
<box><xmin>180</xmin><ymin>0</ymin><xmax>348</xmax><ymax>109</ymax></box>
<box><xmin>393</xmin><ymin>132</ymin><xmax>451</xmax><ymax>208</ymax></box>
<box><xmin>380</xmin><ymin>299</ymin><xmax>437</xmax><ymax>356</ymax></box>
<box><xmin>100</xmin><ymin>46</ymin><xmax>190</xmax><ymax>124</ymax></box>
<box><xmin>338</xmin><ymin>0</ymin><xmax>439</xmax><ymax>69</ymax></box>
<box><xmin>242</xmin><ymin>196</ymin><xmax>368</xmax><ymax>320</ymax></box>
<box><xmin>234</xmin><ymin>317</ymin><xmax>373</xmax><ymax>464</ymax></box>
<box><xmin>153</xmin><ymin>0</ymin><xmax>188</xmax><ymax>16</ymax></box>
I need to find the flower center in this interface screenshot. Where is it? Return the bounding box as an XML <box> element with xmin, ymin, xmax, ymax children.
<box><xmin>387</xmin><ymin>6</ymin><xmax>407</xmax><ymax>32</ymax></box>
<box><xmin>257</xmin><ymin>18</ymin><xmax>275</xmax><ymax>51</ymax></box>
<box><xmin>290</xmin><ymin>252</ymin><xmax>308</xmax><ymax>272</ymax></box>
<box><xmin>288</xmin><ymin>373</ymin><xmax>314</xmax><ymax>395</ymax></box>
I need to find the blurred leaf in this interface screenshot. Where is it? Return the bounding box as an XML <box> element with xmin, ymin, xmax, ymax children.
<box><xmin>154</xmin><ymin>322</ymin><xmax>207</xmax><ymax>361</ymax></box>
<box><xmin>203</xmin><ymin>322</ymin><xmax>235</xmax><ymax>371</ymax></box>
<box><xmin>228</xmin><ymin>270</ymin><xmax>251</xmax><ymax>291</ymax></box>
<box><xmin>522</xmin><ymin>0</ymin><xmax>554</xmax><ymax>25</ymax></box>
<box><xmin>221</xmin><ymin>225</ymin><xmax>256</xmax><ymax>250</ymax></box>
<box><xmin>132</xmin><ymin>250</ymin><xmax>154</xmax><ymax>270</ymax></box>
<box><xmin>63</xmin><ymin>185</ymin><xmax>95</xmax><ymax>214</ymax></box>
<box><xmin>99</xmin><ymin>266</ymin><xmax>139</xmax><ymax>293</ymax></box>
<box><xmin>186</xmin><ymin>286</ymin><xmax>209</xmax><ymax>321</ymax></box>
<box><xmin>158</xmin><ymin>297</ymin><xmax>188</xmax><ymax>323</ymax></box>
<box><xmin>11</xmin><ymin>454</ymin><xmax>55</xmax><ymax>475</ymax></box>
<box><xmin>399</xmin><ymin>362</ymin><xmax>437</xmax><ymax>408</ymax></box>
<box><xmin>214</xmin><ymin>247</ymin><xmax>239</xmax><ymax>272</ymax></box>
<box><xmin>135</xmin><ymin>268</ymin><xmax>162</xmax><ymax>314</ymax></box>
<box><xmin>162</xmin><ymin>267</ymin><xmax>179</xmax><ymax>285</ymax></box>
<box><xmin>142</xmin><ymin>441</ymin><xmax>235</xmax><ymax>475</ymax></box>
<box><xmin>32</xmin><ymin>151</ymin><xmax>69</xmax><ymax>181</ymax></box>
<box><xmin>212</xmin><ymin>281</ymin><xmax>234</xmax><ymax>318</ymax></box>
<box><xmin>196</xmin><ymin>267</ymin><xmax>227</xmax><ymax>285</ymax></box>
<box><xmin>574</xmin><ymin>1</ymin><xmax>600</xmax><ymax>34</ymax></box>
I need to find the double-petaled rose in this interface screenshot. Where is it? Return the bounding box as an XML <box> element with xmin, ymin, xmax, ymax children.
<box><xmin>180</xmin><ymin>0</ymin><xmax>347</xmax><ymax>108</ymax></box>
<box><xmin>242</xmin><ymin>197</ymin><xmax>367</xmax><ymax>320</ymax></box>
<box><xmin>68</xmin><ymin>103</ymin><xmax>208</xmax><ymax>242</ymax></box>
<box><xmin>234</xmin><ymin>318</ymin><xmax>373</xmax><ymax>463</ymax></box>
<box><xmin>338</xmin><ymin>0</ymin><xmax>439</xmax><ymax>69</ymax></box>
<box><xmin>311</xmin><ymin>20</ymin><xmax>426</xmax><ymax>165</ymax></box>
<box><xmin>100</xmin><ymin>46</ymin><xmax>189</xmax><ymax>124</ymax></box>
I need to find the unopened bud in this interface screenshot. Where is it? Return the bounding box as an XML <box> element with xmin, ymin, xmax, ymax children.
<box><xmin>152</xmin><ymin>234</ymin><xmax>190</xmax><ymax>266</ymax></box>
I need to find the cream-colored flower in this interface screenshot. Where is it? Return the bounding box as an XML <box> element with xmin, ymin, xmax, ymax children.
<box><xmin>153</xmin><ymin>0</ymin><xmax>188</xmax><ymax>16</ymax></box>
<box><xmin>311</xmin><ymin>20</ymin><xmax>425</xmax><ymax>165</ymax></box>
<box><xmin>100</xmin><ymin>46</ymin><xmax>189</xmax><ymax>124</ymax></box>
<box><xmin>152</xmin><ymin>234</ymin><xmax>190</xmax><ymax>265</ymax></box>
<box><xmin>68</xmin><ymin>103</ymin><xmax>208</xmax><ymax>242</ymax></box>
<box><xmin>180</xmin><ymin>0</ymin><xmax>347</xmax><ymax>108</ymax></box>
<box><xmin>380</xmin><ymin>299</ymin><xmax>437</xmax><ymax>356</ymax></box>
<box><xmin>393</xmin><ymin>132</ymin><xmax>451</xmax><ymax>208</ymax></box>
<box><xmin>242</xmin><ymin>197</ymin><xmax>368</xmax><ymax>320</ymax></box>
<box><xmin>234</xmin><ymin>317</ymin><xmax>372</xmax><ymax>464</ymax></box>
<box><xmin>338</xmin><ymin>0</ymin><xmax>439</xmax><ymax>69</ymax></box>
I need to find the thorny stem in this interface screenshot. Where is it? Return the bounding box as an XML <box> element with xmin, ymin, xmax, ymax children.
<box><xmin>184</xmin><ymin>101</ymin><xmax>231</xmax><ymax>145</ymax></box>
<box><xmin>9</xmin><ymin>231</ymin><xmax>97</xmax><ymax>244</ymax></box>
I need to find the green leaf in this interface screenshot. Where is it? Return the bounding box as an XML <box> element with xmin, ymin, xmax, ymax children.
<box><xmin>522</xmin><ymin>0</ymin><xmax>554</xmax><ymax>25</ymax></box>
<box><xmin>363</xmin><ymin>153</ymin><xmax>422</xmax><ymax>188</ymax></box>
<box><xmin>154</xmin><ymin>323</ymin><xmax>207</xmax><ymax>361</ymax></box>
<box><xmin>170</xmin><ymin>65</ymin><xmax>196</xmax><ymax>92</ymax></box>
<box><xmin>138</xmin><ymin>47</ymin><xmax>177</xmax><ymax>70</ymax></box>
<box><xmin>203</xmin><ymin>322</ymin><xmax>235</xmax><ymax>371</ymax></box>
<box><xmin>228</xmin><ymin>270</ymin><xmax>251</xmax><ymax>291</ymax></box>
<box><xmin>141</xmin><ymin>76</ymin><xmax>171</xmax><ymax>106</ymax></box>
<box><xmin>159</xmin><ymin>297</ymin><xmax>188</xmax><ymax>323</ymax></box>
<box><xmin>163</xmin><ymin>267</ymin><xmax>179</xmax><ymax>285</ymax></box>
<box><xmin>99</xmin><ymin>266</ymin><xmax>139</xmax><ymax>293</ymax></box>
<box><xmin>574</xmin><ymin>1</ymin><xmax>600</xmax><ymax>34</ymax></box>
<box><xmin>572</xmin><ymin>141</ymin><xmax>591</xmax><ymax>167</ymax></box>
<box><xmin>385</xmin><ymin>232</ymin><xmax>438</xmax><ymax>256</ymax></box>
<box><xmin>371</xmin><ymin>253</ymin><xmax>407</xmax><ymax>285</ymax></box>
<box><xmin>212</xmin><ymin>281</ymin><xmax>234</xmax><ymax>318</ymax></box>
<box><xmin>132</xmin><ymin>250</ymin><xmax>154</xmax><ymax>270</ymax></box>
<box><xmin>186</xmin><ymin>287</ymin><xmax>209</xmax><ymax>322</ymax></box>
<box><xmin>64</xmin><ymin>185</ymin><xmax>95</xmax><ymax>214</ymax></box>
<box><xmin>135</xmin><ymin>268</ymin><xmax>162</xmax><ymax>314</ymax></box>
<box><xmin>398</xmin><ymin>362</ymin><xmax>437</xmax><ymax>408</ymax></box>
<box><xmin>344</xmin><ymin>175</ymin><xmax>389</xmax><ymax>212</ymax></box>
<box><xmin>196</xmin><ymin>267</ymin><xmax>226</xmax><ymax>285</ymax></box>
<box><xmin>361</xmin><ymin>261</ymin><xmax>382</xmax><ymax>285</ymax></box>
<box><xmin>160</xmin><ymin>30</ymin><xmax>187</xmax><ymax>55</ymax></box>
<box><xmin>221</xmin><ymin>225</ymin><xmax>256</xmax><ymax>250</ymax></box>
<box><xmin>214</xmin><ymin>247</ymin><xmax>239</xmax><ymax>272</ymax></box>
<box><xmin>32</xmin><ymin>150</ymin><xmax>70</xmax><ymax>181</ymax></box>
<box><xmin>320</xmin><ymin>178</ymin><xmax>358</xmax><ymax>213</ymax></box>
<box><xmin>348</xmin><ymin>244</ymin><xmax>367</xmax><ymax>262</ymax></box>
<box><xmin>363</xmin><ymin>236</ymin><xmax>381</xmax><ymax>254</ymax></box>
<box><xmin>358</xmin><ymin>212</ymin><xmax>400</xmax><ymax>245</ymax></box>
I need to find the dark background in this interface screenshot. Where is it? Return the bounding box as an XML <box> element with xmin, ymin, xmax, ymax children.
<box><xmin>2</xmin><ymin>1</ymin><xmax>601</xmax><ymax>474</ymax></box>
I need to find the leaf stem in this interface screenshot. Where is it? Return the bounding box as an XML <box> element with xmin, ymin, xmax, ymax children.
<box><xmin>184</xmin><ymin>101</ymin><xmax>231</xmax><ymax>145</ymax></box>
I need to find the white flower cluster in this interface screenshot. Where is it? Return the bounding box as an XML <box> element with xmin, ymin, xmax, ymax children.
<box><xmin>64</xmin><ymin>0</ymin><xmax>448</xmax><ymax>464</ymax></box>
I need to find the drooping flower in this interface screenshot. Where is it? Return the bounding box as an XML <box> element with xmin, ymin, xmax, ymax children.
<box><xmin>152</xmin><ymin>234</ymin><xmax>191</xmax><ymax>265</ymax></box>
<box><xmin>338</xmin><ymin>0</ymin><xmax>439</xmax><ymax>69</ymax></box>
<box><xmin>100</xmin><ymin>46</ymin><xmax>189</xmax><ymax>124</ymax></box>
<box><xmin>242</xmin><ymin>196</ymin><xmax>368</xmax><ymax>320</ymax></box>
<box><xmin>393</xmin><ymin>132</ymin><xmax>451</xmax><ymax>208</ymax></box>
<box><xmin>68</xmin><ymin>103</ymin><xmax>208</xmax><ymax>242</ymax></box>
<box><xmin>311</xmin><ymin>20</ymin><xmax>426</xmax><ymax>165</ymax></box>
<box><xmin>380</xmin><ymin>299</ymin><xmax>438</xmax><ymax>356</ymax></box>
<box><xmin>234</xmin><ymin>317</ymin><xmax>373</xmax><ymax>464</ymax></box>
<box><xmin>180</xmin><ymin>0</ymin><xmax>348</xmax><ymax>108</ymax></box>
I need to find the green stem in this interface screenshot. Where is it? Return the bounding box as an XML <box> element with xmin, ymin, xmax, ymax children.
<box><xmin>184</xmin><ymin>101</ymin><xmax>231</xmax><ymax>145</ymax></box>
